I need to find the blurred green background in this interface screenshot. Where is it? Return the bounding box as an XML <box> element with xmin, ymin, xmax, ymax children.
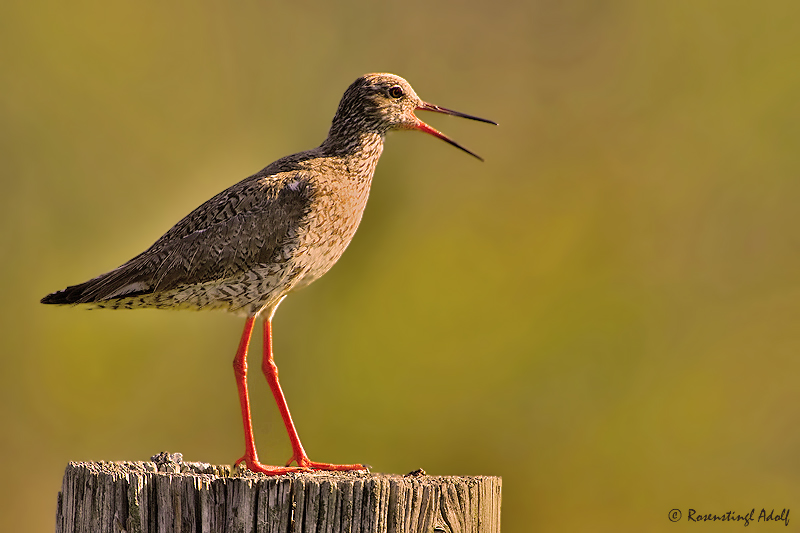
<box><xmin>2</xmin><ymin>1</ymin><xmax>800</xmax><ymax>531</ymax></box>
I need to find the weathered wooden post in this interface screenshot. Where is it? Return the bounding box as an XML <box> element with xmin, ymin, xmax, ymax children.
<box><xmin>55</xmin><ymin>453</ymin><xmax>501</xmax><ymax>532</ymax></box>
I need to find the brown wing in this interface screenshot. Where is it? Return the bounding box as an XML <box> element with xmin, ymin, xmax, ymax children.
<box><xmin>41</xmin><ymin>171</ymin><xmax>313</xmax><ymax>305</ymax></box>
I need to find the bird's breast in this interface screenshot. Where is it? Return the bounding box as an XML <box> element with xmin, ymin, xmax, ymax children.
<box><xmin>286</xmin><ymin>176</ymin><xmax>373</xmax><ymax>290</ymax></box>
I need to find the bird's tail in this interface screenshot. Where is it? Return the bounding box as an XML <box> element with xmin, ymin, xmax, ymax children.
<box><xmin>40</xmin><ymin>282</ymin><xmax>93</xmax><ymax>305</ymax></box>
<box><xmin>41</xmin><ymin>262</ymin><xmax>154</xmax><ymax>306</ymax></box>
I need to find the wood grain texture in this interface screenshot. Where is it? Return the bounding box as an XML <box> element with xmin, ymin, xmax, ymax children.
<box><xmin>55</xmin><ymin>459</ymin><xmax>501</xmax><ymax>533</ymax></box>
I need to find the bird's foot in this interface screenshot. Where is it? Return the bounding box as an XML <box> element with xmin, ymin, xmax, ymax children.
<box><xmin>235</xmin><ymin>454</ymin><xmax>308</xmax><ymax>475</ymax></box>
<box><xmin>286</xmin><ymin>454</ymin><xmax>369</xmax><ymax>472</ymax></box>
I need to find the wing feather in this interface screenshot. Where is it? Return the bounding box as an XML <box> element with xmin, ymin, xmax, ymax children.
<box><xmin>41</xmin><ymin>170</ymin><xmax>313</xmax><ymax>305</ymax></box>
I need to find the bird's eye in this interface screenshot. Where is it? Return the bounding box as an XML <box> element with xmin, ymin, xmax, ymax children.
<box><xmin>388</xmin><ymin>86</ymin><xmax>404</xmax><ymax>99</ymax></box>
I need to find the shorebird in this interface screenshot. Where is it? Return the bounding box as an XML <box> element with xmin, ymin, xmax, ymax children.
<box><xmin>41</xmin><ymin>73</ymin><xmax>496</xmax><ymax>474</ymax></box>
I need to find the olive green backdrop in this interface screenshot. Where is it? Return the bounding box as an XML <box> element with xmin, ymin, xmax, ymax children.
<box><xmin>2</xmin><ymin>1</ymin><xmax>799</xmax><ymax>531</ymax></box>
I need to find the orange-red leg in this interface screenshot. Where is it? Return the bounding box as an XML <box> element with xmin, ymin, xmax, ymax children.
<box><xmin>232</xmin><ymin>316</ymin><xmax>303</xmax><ymax>475</ymax></box>
<box><xmin>262</xmin><ymin>318</ymin><xmax>366</xmax><ymax>471</ymax></box>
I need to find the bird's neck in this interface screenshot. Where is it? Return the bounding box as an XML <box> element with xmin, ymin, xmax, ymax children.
<box><xmin>319</xmin><ymin>129</ymin><xmax>385</xmax><ymax>180</ymax></box>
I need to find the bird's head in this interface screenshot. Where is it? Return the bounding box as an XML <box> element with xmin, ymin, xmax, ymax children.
<box><xmin>329</xmin><ymin>73</ymin><xmax>496</xmax><ymax>160</ymax></box>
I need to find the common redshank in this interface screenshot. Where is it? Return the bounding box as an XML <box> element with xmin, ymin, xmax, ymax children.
<box><xmin>41</xmin><ymin>73</ymin><xmax>496</xmax><ymax>474</ymax></box>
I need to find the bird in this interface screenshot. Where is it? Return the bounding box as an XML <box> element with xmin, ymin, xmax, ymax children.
<box><xmin>41</xmin><ymin>73</ymin><xmax>496</xmax><ymax>475</ymax></box>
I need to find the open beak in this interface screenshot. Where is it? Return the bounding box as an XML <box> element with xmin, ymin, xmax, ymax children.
<box><xmin>413</xmin><ymin>102</ymin><xmax>497</xmax><ymax>161</ymax></box>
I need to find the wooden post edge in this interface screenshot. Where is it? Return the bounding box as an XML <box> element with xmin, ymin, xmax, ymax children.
<box><xmin>55</xmin><ymin>453</ymin><xmax>501</xmax><ymax>533</ymax></box>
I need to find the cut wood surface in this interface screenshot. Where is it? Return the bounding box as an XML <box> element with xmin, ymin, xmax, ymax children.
<box><xmin>55</xmin><ymin>453</ymin><xmax>502</xmax><ymax>533</ymax></box>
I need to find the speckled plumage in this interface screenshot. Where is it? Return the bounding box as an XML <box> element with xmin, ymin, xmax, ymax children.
<box><xmin>44</xmin><ymin>150</ymin><xmax>377</xmax><ymax>317</ymax></box>
<box><xmin>41</xmin><ymin>73</ymin><xmax>494</xmax><ymax>474</ymax></box>
<box><xmin>43</xmin><ymin>74</ymin><xmax>494</xmax><ymax>318</ymax></box>
<box><xmin>42</xmin><ymin>75</ymin><xmax>412</xmax><ymax>317</ymax></box>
